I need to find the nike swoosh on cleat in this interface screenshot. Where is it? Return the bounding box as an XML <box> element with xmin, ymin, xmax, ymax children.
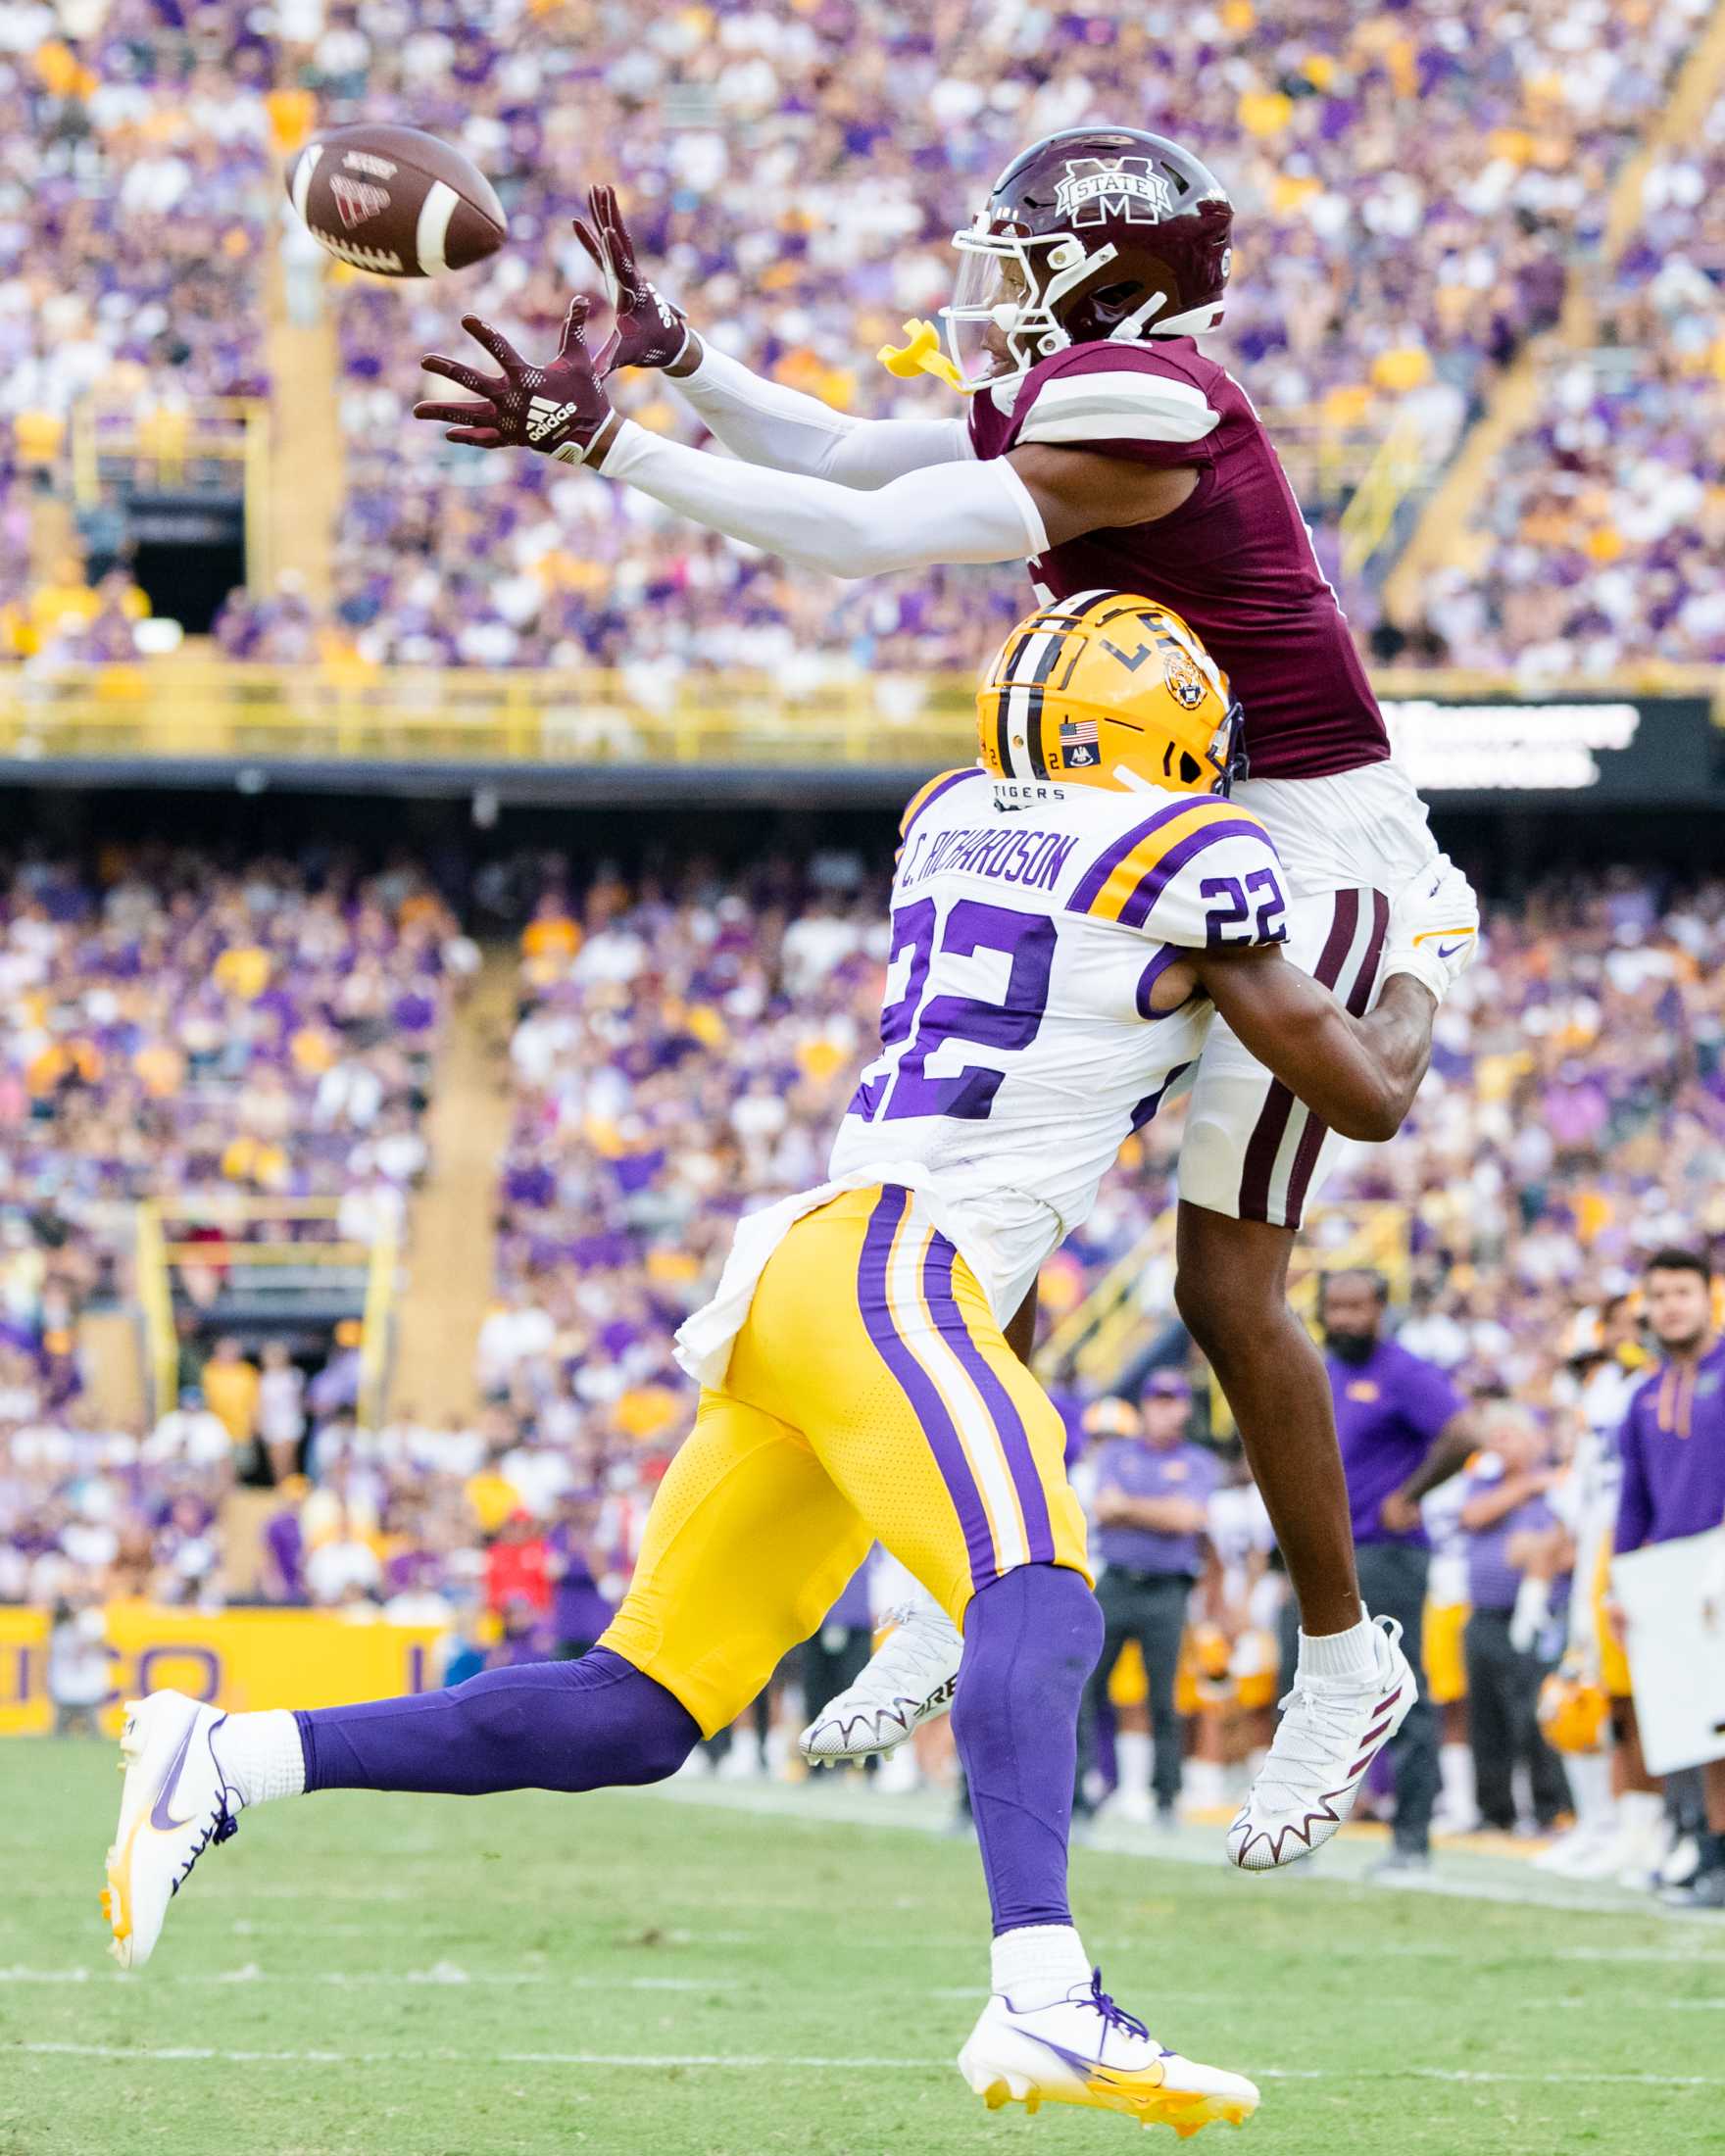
<box><xmin>148</xmin><ymin>1713</ymin><xmax>202</xmax><ymax>1834</ymax></box>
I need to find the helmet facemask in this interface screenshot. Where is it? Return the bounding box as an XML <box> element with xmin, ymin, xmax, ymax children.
<box><xmin>942</xmin><ymin>217</ymin><xmax>1139</xmax><ymax>393</ymax></box>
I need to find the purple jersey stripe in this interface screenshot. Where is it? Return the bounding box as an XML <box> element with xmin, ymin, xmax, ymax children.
<box><xmin>1066</xmin><ymin>800</ymin><xmax>1195</xmax><ymax>913</ymax></box>
<box><xmin>1236</xmin><ymin>888</ymin><xmax>1360</xmax><ymax>1224</ymax></box>
<box><xmin>1129</xmin><ymin>1056</ymin><xmax>1193</xmax><ymax>1131</ymax></box>
<box><xmin>856</xmin><ymin>1185</ymin><xmax>997</xmax><ymax>1592</ymax></box>
<box><xmin>1280</xmin><ymin>888</ymin><xmax>1389</xmax><ymax>1222</ymax></box>
<box><xmin>901</xmin><ymin>766</ymin><xmax>980</xmax><ymax>841</ymax></box>
<box><xmin>1134</xmin><ymin>943</ymin><xmax>1189</xmax><ymax>1021</ymax></box>
<box><xmin>920</xmin><ymin>1235</ymin><xmax>1056</xmax><ymax>1567</ymax></box>
<box><xmin>1116</xmin><ymin>816</ymin><xmax>1269</xmax><ymax>932</ymax></box>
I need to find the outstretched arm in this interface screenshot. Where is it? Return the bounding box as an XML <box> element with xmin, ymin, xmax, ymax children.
<box><xmin>413</xmin><ymin>306</ymin><xmax>1048</xmax><ymax>577</ymax></box>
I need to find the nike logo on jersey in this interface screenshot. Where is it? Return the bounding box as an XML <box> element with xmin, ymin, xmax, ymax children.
<box><xmin>525</xmin><ymin>397</ymin><xmax>579</xmax><ymax>442</ymax></box>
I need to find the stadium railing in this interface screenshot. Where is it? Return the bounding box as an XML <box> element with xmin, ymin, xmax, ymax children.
<box><xmin>3</xmin><ymin>661</ymin><xmax>1720</xmax><ymax>774</ymax></box>
<box><xmin>135</xmin><ymin>1196</ymin><xmax>399</xmax><ymax>1427</ymax></box>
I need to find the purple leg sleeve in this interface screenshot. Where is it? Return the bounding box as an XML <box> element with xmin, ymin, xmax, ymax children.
<box><xmin>950</xmin><ymin>1564</ymin><xmax>1105</xmax><ymax>1935</ymax></box>
<box><xmin>295</xmin><ymin>1646</ymin><xmax>700</xmax><ymax>1795</ymax></box>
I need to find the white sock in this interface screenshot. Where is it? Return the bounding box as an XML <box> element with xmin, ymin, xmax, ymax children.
<box><xmin>1297</xmin><ymin>1615</ymin><xmax>1379</xmax><ymax>1683</ymax></box>
<box><xmin>1114</xmin><ymin>1731</ymin><xmax>1153</xmax><ymax>1804</ymax></box>
<box><xmin>214</xmin><ymin>1709</ymin><xmax>306</xmax><ymax>1807</ymax></box>
<box><xmin>991</xmin><ymin>1923</ymin><xmax>1090</xmax><ymax>2010</ymax></box>
<box><xmin>1566</xmin><ymin>1748</ymin><xmax>1614</xmax><ymax>1832</ymax></box>
<box><xmin>1439</xmin><ymin>1741</ymin><xmax>1476</xmax><ymax>1818</ymax></box>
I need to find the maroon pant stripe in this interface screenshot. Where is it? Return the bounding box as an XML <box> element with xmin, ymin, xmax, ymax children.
<box><xmin>1280</xmin><ymin>888</ymin><xmax>1391</xmax><ymax>1225</ymax></box>
<box><xmin>1235</xmin><ymin>888</ymin><xmax>1361</xmax><ymax>1225</ymax></box>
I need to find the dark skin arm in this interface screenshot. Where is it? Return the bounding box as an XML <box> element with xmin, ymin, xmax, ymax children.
<box><xmin>1159</xmin><ymin>944</ymin><xmax>1437</xmax><ymax>1144</ymax></box>
<box><xmin>1382</xmin><ymin>1413</ymin><xmax>1479</xmax><ymax>1531</ymax></box>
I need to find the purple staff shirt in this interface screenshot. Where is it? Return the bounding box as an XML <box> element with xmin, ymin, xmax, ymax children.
<box><xmin>1090</xmin><ymin>1438</ymin><xmax>1219</xmax><ymax>1578</ymax></box>
<box><xmin>1459</xmin><ymin>1463</ymin><xmax>1554</xmax><ymax>1612</ymax></box>
<box><xmin>1614</xmin><ymin>1339</ymin><xmax>1725</xmax><ymax>1552</ymax></box>
<box><xmin>1330</xmin><ymin>1339</ymin><xmax>1463</xmax><ymax>1550</ymax></box>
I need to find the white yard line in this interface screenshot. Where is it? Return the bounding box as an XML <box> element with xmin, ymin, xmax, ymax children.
<box><xmin>648</xmin><ymin>1778</ymin><xmax>1706</xmax><ymax>1920</ymax></box>
<box><xmin>11</xmin><ymin>2041</ymin><xmax>1725</xmax><ymax>2089</ymax></box>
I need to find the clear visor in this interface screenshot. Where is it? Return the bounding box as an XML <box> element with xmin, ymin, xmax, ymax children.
<box><xmin>941</xmin><ymin>232</ymin><xmax>1035</xmax><ymax>389</ymax></box>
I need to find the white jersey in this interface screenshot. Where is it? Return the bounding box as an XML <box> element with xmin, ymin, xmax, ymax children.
<box><xmin>826</xmin><ymin>764</ymin><xmax>1290</xmax><ymax>1316</ymax></box>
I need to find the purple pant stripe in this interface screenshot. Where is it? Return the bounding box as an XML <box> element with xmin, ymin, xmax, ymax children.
<box><xmin>920</xmin><ymin>1235</ymin><xmax>1056</xmax><ymax>1566</ymax></box>
<box><xmin>857</xmin><ymin>1185</ymin><xmax>997</xmax><ymax>1591</ymax></box>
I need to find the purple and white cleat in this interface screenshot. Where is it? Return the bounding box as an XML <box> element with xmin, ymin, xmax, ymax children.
<box><xmin>958</xmin><ymin>1970</ymin><xmax>1259</xmax><ymax>2135</ymax></box>
<box><xmin>1226</xmin><ymin>1615</ymin><xmax>1415</xmax><ymax>1871</ymax></box>
<box><xmin>102</xmin><ymin>1691</ymin><xmax>242</xmax><ymax>1971</ymax></box>
<box><xmin>799</xmin><ymin>1594</ymin><xmax>961</xmax><ymax>1765</ymax></box>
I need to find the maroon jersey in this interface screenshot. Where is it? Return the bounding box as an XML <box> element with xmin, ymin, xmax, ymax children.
<box><xmin>967</xmin><ymin>340</ymin><xmax>1390</xmax><ymax>782</ymax></box>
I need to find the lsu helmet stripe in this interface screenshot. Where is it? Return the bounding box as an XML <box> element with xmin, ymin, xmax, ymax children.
<box><xmin>1013</xmin><ymin>627</ymin><xmax>1067</xmax><ymax>780</ymax></box>
<box><xmin>1116</xmin><ymin>815</ymin><xmax>1274</xmax><ymax>930</ymax></box>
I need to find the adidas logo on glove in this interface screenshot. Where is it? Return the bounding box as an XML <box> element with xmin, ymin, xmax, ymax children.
<box><xmin>525</xmin><ymin>396</ymin><xmax>579</xmax><ymax>443</ymax></box>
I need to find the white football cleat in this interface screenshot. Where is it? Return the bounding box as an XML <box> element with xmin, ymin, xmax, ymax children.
<box><xmin>1226</xmin><ymin>1615</ymin><xmax>1414</xmax><ymax>1871</ymax></box>
<box><xmin>958</xmin><ymin>1971</ymin><xmax>1259</xmax><ymax>2136</ymax></box>
<box><xmin>102</xmin><ymin>1691</ymin><xmax>242</xmax><ymax>1971</ymax></box>
<box><xmin>799</xmin><ymin>1596</ymin><xmax>961</xmax><ymax>1765</ymax></box>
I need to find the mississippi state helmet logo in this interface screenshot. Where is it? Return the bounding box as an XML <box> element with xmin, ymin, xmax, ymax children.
<box><xmin>1054</xmin><ymin>157</ymin><xmax>1176</xmax><ymax>226</ymax></box>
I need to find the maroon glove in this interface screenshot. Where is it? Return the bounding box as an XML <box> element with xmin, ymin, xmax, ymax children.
<box><xmin>570</xmin><ymin>183</ymin><xmax>691</xmax><ymax>376</ymax></box>
<box><xmin>414</xmin><ymin>297</ymin><xmax>615</xmax><ymax>463</ymax></box>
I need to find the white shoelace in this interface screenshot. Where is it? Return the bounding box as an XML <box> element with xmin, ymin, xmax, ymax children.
<box><xmin>1254</xmin><ymin>1676</ymin><xmax>1379</xmax><ymax>1804</ymax></box>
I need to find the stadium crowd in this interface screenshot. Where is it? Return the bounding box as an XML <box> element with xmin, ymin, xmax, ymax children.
<box><xmin>0</xmin><ymin>842</ymin><xmax>470</xmax><ymax>1343</ymax></box>
<box><xmin>1414</xmin><ymin>78</ymin><xmax>1725</xmax><ymax>674</ymax></box>
<box><xmin>6</xmin><ymin>0</ymin><xmax>1717</xmax><ymax>672</ymax></box>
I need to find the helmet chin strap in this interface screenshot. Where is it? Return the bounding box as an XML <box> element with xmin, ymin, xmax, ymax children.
<box><xmin>1109</xmin><ymin>290</ymin><xmax>1168</xmax><ymax>341</ymax></box>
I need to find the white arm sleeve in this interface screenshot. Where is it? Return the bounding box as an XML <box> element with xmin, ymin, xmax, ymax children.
<box><xmin>669</xmin><ymin>343</ymin><xmax>971</xmax><ymax>488</ymax></box>
<box><xmin>599</xmin><ymin>417</ymin><xmax>1046</xmax><ymax>577</ymax></box>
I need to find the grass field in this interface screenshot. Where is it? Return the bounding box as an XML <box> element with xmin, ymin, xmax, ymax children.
<box><xmin>2</xmin><ymin>1742</ymin><xmax>1722</xmax><ymax>2156</ymax></box>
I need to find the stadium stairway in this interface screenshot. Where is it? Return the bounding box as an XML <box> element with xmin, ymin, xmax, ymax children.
<box><xmin>263</xmin><ymin>212</ymin><xmax>343</xmax><ymax>607</ymax></box>
<box><xmin>386</xmin><ymin>946</ymin><xmax>518</xmax><ymax>1421</ymax></box>
<box><xmin>1384</xmin><ymin>0</ymin><xmax>1725</xmax><ymax>624</ymax></box>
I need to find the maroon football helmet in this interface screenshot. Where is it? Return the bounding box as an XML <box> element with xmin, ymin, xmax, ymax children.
<box><xmin>942</xmin><ymin>127</ymin><xmax>1233</xmax><ymax>391</ymax></box>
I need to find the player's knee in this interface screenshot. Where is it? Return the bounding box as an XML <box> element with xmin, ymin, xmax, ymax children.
<box><xmin>1174</xmin><ymin>1255</ymin><xmax>1237</xmax><ymax>1354</ymax></box>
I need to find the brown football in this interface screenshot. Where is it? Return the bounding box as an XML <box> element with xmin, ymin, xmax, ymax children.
<box><xmin>286</xmin><ymin>123</ymin><xmax>506</xmax><ymax>279</ymax></box>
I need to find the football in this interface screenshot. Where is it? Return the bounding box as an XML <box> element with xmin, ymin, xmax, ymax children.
<box><xmin>285</xmin><ymin>123</ymin><xmax>506</xmax><ymax>278</ymax></box>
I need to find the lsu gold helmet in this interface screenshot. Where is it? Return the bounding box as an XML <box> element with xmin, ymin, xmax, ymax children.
<box><xmin>1537</xmin><ymin>1661</ymin><xmax>1609</xmax><ymax>1755</ymax></box>
<box><xmin>977</xmin><ymin>591</ymin><xmax>1243</xmax><ymax>797</ymax></box>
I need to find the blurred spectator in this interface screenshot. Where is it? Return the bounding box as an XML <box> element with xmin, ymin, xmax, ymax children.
<box><xmin>1611</xmin><ymin>1247</ymin><xmax>1725</xmax><ymax>1909</ymax></box>
<box><xmin>46</xmin><ymin>1595</ymin><xmax>109</xmax><ymax>1737</ymax></box>
<box><xmin>1077</xmin><ymin>1375</ymin><xmax>1215</xmax><ymax>1828</ymax></box>
<box><xmin>1318</xmin><ymin>1267</ymin><xmax>1476</xmax><ymax>1878</ymax></box>
<box><xmin>258</xmin><ymin>1341</ymin><xmax>307</xmax><ymax>1483</ymax></box>
<box><xmin>1457</xmin><ymin>1402</ymin><xmax>1571</xmax><ymax>1835</ymax></box>
<box><xmin>201</xmin><ymin>1336</ymin><xmax>261</xmax><ymax>1451</ymax></box>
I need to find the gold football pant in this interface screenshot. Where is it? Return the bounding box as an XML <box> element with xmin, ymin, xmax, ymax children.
<box><xmin>600</xmin><ymin>1184</ymin><xmax>1091</xmax><ymax>1736</ymax></box>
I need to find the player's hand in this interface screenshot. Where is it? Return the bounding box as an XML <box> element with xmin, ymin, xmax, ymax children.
<box><xmin>1383</xmin><ymin>854</ymin><xmax>1480</xmax><ymax>1005</ymax></box>
<box><xmin>571</xmin><ymin>183</ymin><xmax>693</xmax><ymax>375</ymax></box>
<box><xmin>1379</xmin><ymin>1489</ymin><xmax>1421</xmax><ymax>1535</ymax></box>
<box><xmin>415</xmin><ymin>298</ymin><xmax>617</xmax><ymax>465</ymax></box>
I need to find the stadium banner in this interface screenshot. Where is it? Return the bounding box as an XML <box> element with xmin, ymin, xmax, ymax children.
<box><xmin>1379</xmin><ymin>694</ymin><xmax>1719</xmax><ymax>802</ymax></box>
<box><xmin>0</xmin><ymin>1603</ymin><xmax>447</xmax><ymax>1739</ymax></box>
